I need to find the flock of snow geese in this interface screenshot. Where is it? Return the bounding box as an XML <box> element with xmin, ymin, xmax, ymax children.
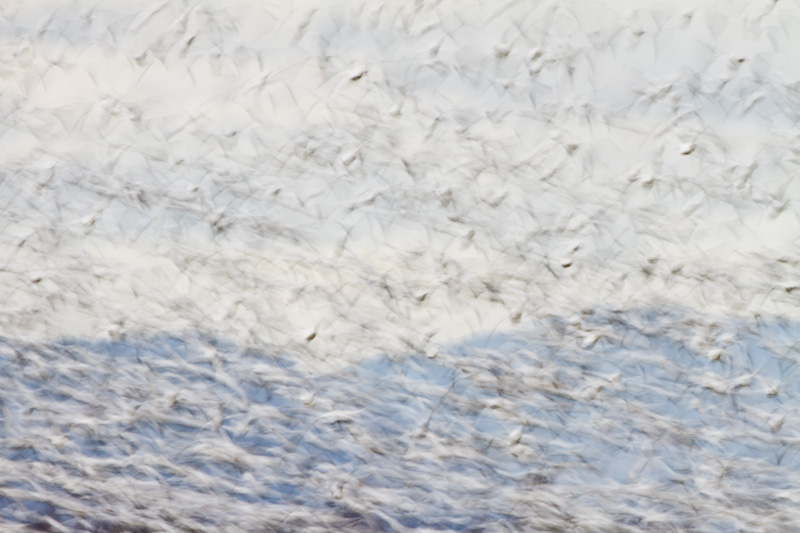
<box><xmin>0</xmin><ymin>0</ymin><xmax>798</xmax><ymax>530</ymax></box>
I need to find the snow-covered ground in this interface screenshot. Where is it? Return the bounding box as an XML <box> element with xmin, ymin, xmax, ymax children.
<box><xmin>1</xmin><ymin>0</ymin><xmax>799</xmax><ymax>530</ymax></box>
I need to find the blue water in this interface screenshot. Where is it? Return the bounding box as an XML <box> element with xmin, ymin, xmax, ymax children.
<box><xmin>1</xmin><ymin>308</ymin><xmax>798</xmax><ymax>531</ymax></box>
